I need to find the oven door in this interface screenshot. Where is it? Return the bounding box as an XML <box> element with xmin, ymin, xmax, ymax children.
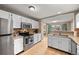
<box><xmin>29</xmin><ymin>36</ymin><xmax>34</xmax><ymax>44</ymax></box>
<box><xmin>23</xmin><ymin>36</ymin><xmax>34</xmax><ymax>51</ymax></box>
<box><xmin>24</xmin><ymin>37</ymin><xmax>29</xmax><ymax>45</ymax></box>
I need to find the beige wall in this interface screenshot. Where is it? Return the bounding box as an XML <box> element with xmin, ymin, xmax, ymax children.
<box><xmin>41</xmin><ymin>21</ymin><xmax>47</xmax><ymax>39</ymax></box>
<box><xmin>71</xmin><ymin>13</ymin><xmax>76</xmax><ymax>31</ymax></box>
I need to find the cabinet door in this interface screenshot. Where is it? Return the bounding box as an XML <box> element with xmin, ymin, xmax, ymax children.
<box><xmin>48</xmin><ymin>36</ymin><xmax>52</xmax><ymax>46</ymax></box>
<box><xmin>61</xmin><ymin>38</ymin><xmax>71</xmax><ymax>52</ymax></box>
<box><xmin>49</xmin><ymin>37</ymin><xmax>58</xmax><ymax>49</ymax></box>
<box><xmin>0</xmin><ymin>10</ymin><xmax>9</xmax><ymax>19</ymax></box>
<box><xmin>22</xmin><ymin>17</ymin><xmax>26</xmax><ymax>22</ymax></box>
<box><xmin>22</xmin><ymin>17</ymin><xmax>31</xmax><ymax>23</ymax></box>
<box><xmin>32</xmin><ymin>20</ymin><xmax>39</xmax><ymax>29</ymax></box>
<box><xmin>35</xmin><ymin>21</ymin><xmax>39</xmax><ymax>28</ymax></box>
<box><xmin>12</xmin><ymin>14</ymin><xmax>21</xmax><ymax>28</ymax></box>
<box><xmin>71</xmin><ymin>41</ymin><xmax>77</xmax><ymax>54</ymax></box>
<box><xmin>14</xmin><ymin>39</ymin><xmax>19</xmax><ymax>54</ymax></box>
<box><xmin>32</xmin><ymin>20</ymin><xmax>35</xmax><ymax>28</ymax></box>
<box><xmin>58</xmin><ymin>37</ymin><xmax>62</xmax><ymax>50</ymax></box>
<box><xmin>33</xmin><ymin>34</ymin><xmax>37</xmax><ymax>44</ymax></box>
<box><xmin>48</xmin><ymin>36</ymin><xmax>58</xmax><ymax>48</ymax></box>
<box><xmin>38</xmin><ymin>34</ymin><xmax>41</xmax><ymax>42</ymax></box>
<box><xmin>14</xmin><ymin>37</ymin><xmax>23</xmax><ymax>55</ymax></box>
<box><xmin>34</xmin><ymin>34</ymin><xmax>41</xmax><ymax>44</ymax></box>
<box><xmin>37</xmin><ymin>34</ymin><xmax>39</xmax><ymax>42</ymax></box>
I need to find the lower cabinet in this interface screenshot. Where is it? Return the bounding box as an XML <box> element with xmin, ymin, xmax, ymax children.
<box><xmin>33</xmin><ymin>34</ymin><xmax>38</xmax><ymax>44</ymax></box>
<box><xmin>61</xmin><ymin>38</ymin><xmax>71</xmax><ymax>53</ymax></box>
<box><xmin>48</xmin><ymin>36</ymin><xmax>77</xmax><ymax>55</ymax></box>
<box><xmin>14</xmin><ymin>36</ymin><xmax>23</xmax><ymax>55</ymax></box>
<box><xmin>33</xmin><ymin>33</ymin><xmax>41</xmax><ymax>44</ymax></box>
<box><xmin>71</xmin><ymin>40</ymin><xmax>77</xmax><ymax>54</ymax></box>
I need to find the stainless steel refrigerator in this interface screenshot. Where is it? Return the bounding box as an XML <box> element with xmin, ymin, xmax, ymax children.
<box><xmin>0</xmin><ymin>18</ymin><xmax>14</xmax><ymax>55</ymax></box>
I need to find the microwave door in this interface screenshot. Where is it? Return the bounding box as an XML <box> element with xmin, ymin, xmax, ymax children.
<box><xmin>21</xmin><ymin>23</ymin><xmax>32</xmax><ymax>28</ymax></box>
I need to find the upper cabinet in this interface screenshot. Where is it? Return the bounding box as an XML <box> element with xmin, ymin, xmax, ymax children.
<box><xmin>76</xmin><ymin>13</ymin><xmax>79</xmax><ymax>28</ymax></box>
<box><xmin>22</xmin><ymin>17</ymin><xmax>31</xmax><ymax>23</ymax></box>
<box><xmin>22</xmin><ymin>17</ymin><xmax>39</xmax><ymax>29</ymax></box>
<box><xmin>32</xmin><ymin>20</ymin><xmax>39</xmax><ymax>29</ymax></box>
<box><xmin>0</xmin><ymin>10</ymin><xmax>10</xmax><ymax>19</ymax></box>
<box><xmin>12</xmin><ymin>14</ymin><xmax>22</xmax><ymax>28</ymax></box>
<box><xmin>0</xmin><ymin>9</ymin><xmax>39</xmax><ymax>29</ymax></box>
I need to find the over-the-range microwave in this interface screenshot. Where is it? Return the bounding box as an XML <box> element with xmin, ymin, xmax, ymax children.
<box><xmin>21</xmin><ymin>22</ymin><xmax>32</xmax><ymax>29</ymax></box>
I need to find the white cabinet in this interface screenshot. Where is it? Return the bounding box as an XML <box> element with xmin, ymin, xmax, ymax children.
<box><xmin>61</xmin><ymin>38</ymin><xmax>71</xmax><ymax>52</ymax></box>
<box><xmin>33</xmin><ymin>33</ymin><xmax>41</xmax><ymax>44</ymax></box>
<box><xmin>33</xmin><ymin>34</ymin><xmax>38</xmax><ymax>44</ymax></box>
<box><xmin>58</xmin><ymin>38</ymin><xmax>62</xmax><ymax>50</ymax></box>
<box><xmin>0</xmin><ymin>10</ymin><xmax>10</xmax><ymax>19</ymax></box>
<box><xmin>14</xmin><ymin>36</ymin><xmax>23</xmax><ymax>55</ymax></box>
<box><xmin>12</xmin><ymin>14</ymin><xmax>22</xmax><ymax>28</ymax></box>
<box><xmin>21</xmin><ymin>16</ymin><xmax>39</xmax><ymax>29</ymax></box>
<box><xmin>53</xmin><ymin>37</ymin><xmax>58</xmax><ymax>48</ymax></box>
<box><xmin>22</xmin><ymin>17</ymin><xmax>31</xmax><ymax>23</ymax></box>
<box><xmin>48</xmin><ymin>35</ymin><xmax>77</xmax><ymax>54</ymax></box>
<box><xmin>71</xmin><ymin>40</ymin><xmax>77</xmax><ymax>54</ymax></box>
<box><xmin>48</xmin><ymin>36</ymin><xmax>52</xmax><ymax>46</ymax></box>
<box><xmin>48</xmin><ymin>36</ymin><xmax>70</xmax><ymax>52</ymax></box>
<box><xmin>32</xmin><ymin>20</ymin><xmax>39</xmax><ymax>29</ymax></box>
<box><xmin>33</xmin><ymin>34</ymin><xmax>37</xmax><ymax>44</ymax></box>
<box><xmin>37</xmin><ymin>33</ymin><xmax>42</xmax><ymax>42</ymax></box>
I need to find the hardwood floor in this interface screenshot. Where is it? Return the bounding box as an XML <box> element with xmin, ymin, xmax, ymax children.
<box><xmin>20</xmin><ymin>36</ymin><xmax>69</xmax><ymax>55</ymax></box>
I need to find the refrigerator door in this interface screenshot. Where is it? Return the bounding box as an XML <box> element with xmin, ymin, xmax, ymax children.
<box><xmin>0</xmin><ymin>35</ymin><xmax>14</xmax><ymax>55</ymax></box>
<box><xmin>0</xmin><ymin>17</ymin><xmax>14</xmax><ymax>55</ymax></box>
<box><xmin>0</xmin><ymin>18</ymin><xmax>13</xmax><ymax>34</ymax></box>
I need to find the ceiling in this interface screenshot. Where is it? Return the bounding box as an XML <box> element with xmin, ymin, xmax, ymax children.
<box><xmin>0</xmin><ymin>4</ymin><xmax>79</xmax><ymax>21</ymax></box>
<box><xmin>42</xmin><ymin>13</ymin><xmax>74</xmax><ymax>24</ymax></box>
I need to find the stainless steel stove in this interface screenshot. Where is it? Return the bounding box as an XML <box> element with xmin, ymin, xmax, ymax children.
<box><xmin>23</xmin><ymin>35</ymin><xmax>34</xmax><ymax>51</ymax></box>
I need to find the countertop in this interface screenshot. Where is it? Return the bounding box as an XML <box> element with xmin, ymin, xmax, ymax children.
<box><xmin>48</xmin><ymin>34</ymin><xmax>79</xmax><ymax>44</ymax></box>
<box><xmin>13</xmin><ymin>36</ymin><xmax>23</xmax><ymax>40</ymax></box>
<box><xmin>68</xmin><ymin>35</ymin><xmax>79</xmax><ymax>45</ymax></box>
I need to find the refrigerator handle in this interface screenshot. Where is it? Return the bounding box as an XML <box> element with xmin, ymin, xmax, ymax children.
<box><xmin>0</xmin><ymin>34</ymin><xmax>12</xmax><ymax>37</ymax></box>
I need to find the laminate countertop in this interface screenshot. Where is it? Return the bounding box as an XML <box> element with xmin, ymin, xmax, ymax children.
<box><xmin>68</xmin><ymin>35</ymin><xmax>79</xmax><ymax>45</ymax></box>
<box><xmin>13</xmin><ymin>36</ymin><xmax>23</xmax><ymax>40</ymax></box>
<box><xmin>48</xmin><ymin>34</ymin><xmax>79</xmax><ymax>44</ymax></box>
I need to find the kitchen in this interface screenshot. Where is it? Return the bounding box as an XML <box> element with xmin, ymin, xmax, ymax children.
<box><xmin>0</xmin><ymin>4</ymin><xmax>79</xmax><ymax>55</ymax></box>
<box><xmin>0</xmin><ymin>8</ymin><xmax>42</xmax><ymax>55</ymax></box>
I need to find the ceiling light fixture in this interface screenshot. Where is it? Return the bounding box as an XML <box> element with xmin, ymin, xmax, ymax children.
<box><xmin>29</xmin><ymin>6</ymin><xmax>35</xmax><ymax>11</ymax></box>
<box><xmin>52</xmin><ymin>21</ymin><xmax>57</xmax><ymax>23</ymax></box>
<box><xmin>57</xmin><ymin>11</ymin><xmax>61</xmax><ymax>14</ymax></box>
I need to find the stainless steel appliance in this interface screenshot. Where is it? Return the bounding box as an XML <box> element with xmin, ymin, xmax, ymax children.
<box><xmin>23</xmin><ymin>35</ymin><xmax>34</xmax><ymax>50</ymax></box>
<box><xmin>0</xmin><ymin>18</ymin><xmax>14</xmax><ymax>55</ymax></box>
<box><xmin>21</xmin><ymin>22</ymin><xmax>32</xmax><ymax>29</ymax></box>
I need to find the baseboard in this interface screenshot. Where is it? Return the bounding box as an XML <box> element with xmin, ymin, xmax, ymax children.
<box><xmin>48</xmin><ymin>46</ymin><xmax>72</xmax><ymax>55</ymax></box>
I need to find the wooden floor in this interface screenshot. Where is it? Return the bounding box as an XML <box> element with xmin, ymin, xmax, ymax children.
<box><xmin>20</xmin><ymin>36</ymin><xmax>69</xmax><ymax>55</ymax></box>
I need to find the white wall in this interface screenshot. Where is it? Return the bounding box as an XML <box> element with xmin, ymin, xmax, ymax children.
<box><xmin>76</xmin><ymin>13</ymin><xmax>79</xmax><ymax>28</ymax></box>
<box><xmin>71</xmin><ymin>13</ymin><xmax>76</xmax><ymax>31</ymax></box>
<box><xmin>41</xmin><ymin>21</ymin><xmax>47</xmax><ymax>39</ymax></box>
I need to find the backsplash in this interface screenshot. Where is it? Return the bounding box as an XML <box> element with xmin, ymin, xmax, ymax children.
<box><xmin>13</xmin><ymin>28</ymin><xmax>40</xmax><ymax>37</ymax></box>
